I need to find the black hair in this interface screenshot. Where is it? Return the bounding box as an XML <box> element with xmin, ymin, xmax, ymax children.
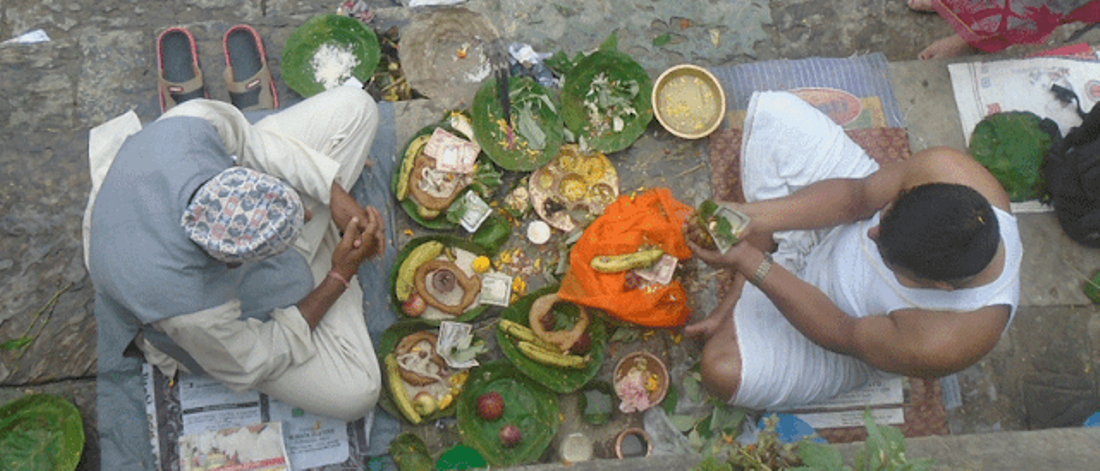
<box><xmin>877</xmin><ymin>183</ymin><xmax>999</xmax><ymax>282</ymax></box>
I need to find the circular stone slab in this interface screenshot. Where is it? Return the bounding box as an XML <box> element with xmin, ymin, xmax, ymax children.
<box><xmin>399</xmin><ymin>7</ymin><xmax>501</xmax><ymax>110</ymax></box>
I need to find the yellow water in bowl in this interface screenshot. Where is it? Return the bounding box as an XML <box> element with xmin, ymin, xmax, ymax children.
<box><xmin>657</xmin><ymin>73</ymin><xmax>721</xmax><ymax>136</ymax></box>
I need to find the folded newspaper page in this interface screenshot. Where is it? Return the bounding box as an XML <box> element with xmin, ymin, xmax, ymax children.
<box><xmin>770</xmin><ymin>376</ymin><xmax>905</xmax><ymax>429</ymax></box>
<box><xmin>949</xmin><ymin>55</ymin><xmax>1100</xmax><ymax>147</ymax></box>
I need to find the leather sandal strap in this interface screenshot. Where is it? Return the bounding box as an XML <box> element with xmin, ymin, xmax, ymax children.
<box><xmin>225</xmin><ymin>63</ymin><xmax>275</xmax><ymax>111</ymax></box>
<box><xmin>159</xmin><ymin>64</ymin><xmax>205</xmax><ymax>109</ymax></box>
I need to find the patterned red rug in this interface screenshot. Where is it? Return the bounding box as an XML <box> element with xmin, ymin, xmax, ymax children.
<box><xmin>707</xmin><ymin>125</ymin><xmax>949</xmax><ymax>443</ymax></box>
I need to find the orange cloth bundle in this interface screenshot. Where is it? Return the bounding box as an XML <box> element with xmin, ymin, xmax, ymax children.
<box><xmin>558</xmin><ymin>188</ymin><xmax>694</xmax><ymax>328</ymax></box>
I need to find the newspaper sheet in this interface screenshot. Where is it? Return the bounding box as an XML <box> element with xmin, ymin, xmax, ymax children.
<box><xmin>770</xmin><ymin>376</ymin><xmax>905</xmax><ymax>429</ymax></box>
<box><xmin>144</xmin><ymin>365</ymin><xmax>371</xmax><ymax>471</ymax></box>
<box><xmin>949</xmin><ymin>55</ymin><xmax>1100</xmax><ymax>147</ymax></box>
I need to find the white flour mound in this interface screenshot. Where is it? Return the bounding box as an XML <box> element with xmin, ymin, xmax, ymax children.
<box><xmin>311</xmin><ymin>43</ymin><xmax>360</xmax><ymax>89</ymax></box>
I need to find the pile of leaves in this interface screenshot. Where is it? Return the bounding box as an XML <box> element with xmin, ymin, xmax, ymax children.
<box><xmin>365</xmin><ymin>26</ymin><xmax>424</xmax><ymax>102</ymax></box>
<box><xmin>665</xmin><ymin>369</ymin><xmax>934</xmax><ymax>471</ymax></box>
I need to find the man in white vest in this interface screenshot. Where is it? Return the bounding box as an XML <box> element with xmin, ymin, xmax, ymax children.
<box><xmin>685</xmin><ymin>91</ymin><xmax>1023</xmax><ymax>410</ymax></box>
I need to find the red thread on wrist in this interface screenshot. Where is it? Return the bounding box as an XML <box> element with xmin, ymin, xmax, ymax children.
<box><xmin>328</xmin><ymin>271</ymin><xmax>351</xmax><ymax>289</ymax></box>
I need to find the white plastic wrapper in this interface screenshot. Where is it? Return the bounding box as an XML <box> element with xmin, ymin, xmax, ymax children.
<box><xmin>436</xmin><ymin>321</ymin><xmax>479</xmax><ymax>369</ymax></box>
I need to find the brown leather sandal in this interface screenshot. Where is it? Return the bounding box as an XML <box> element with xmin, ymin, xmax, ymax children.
<box><xmin>223</xmin><ymin>24</ymin><xmax>279</xmax><ymax>111</ymax></box>
<box><xmin>157</xmin><ymin>27</ymin><xmax>208</xmax><ymax>113</ymax></box>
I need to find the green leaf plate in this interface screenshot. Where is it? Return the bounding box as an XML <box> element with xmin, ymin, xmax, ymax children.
<box><xmin>282</xmin><ymin>14</ymin><xmax>381</xmax><ymax>98</ymax></box>
<box><xmin>472</xmin><ymin>76</ymin><xmax>564</xmax><ymax>171</ymax></box>
<box><xmin>376</xmin><ymin>320</ymin><xmax>460</xmax><ymax>424</ymax></box>
<box><xmin>496</xmin><ymin>285</ymin><xmax>608</xmax><ymax>394</ymax></box>
<box><xmin>0</xmin><ymin>394</ymin><xmax>84</xmax><ymax>471</ymax></box>
<box><xmin>389</xmin><ymin>236</ymin><xmax>490</xmax><ymax>324</ymax></box>
<box><xmin>456</xmin><ymin>361</ymin><xmax>560</xmax><ymax>467</ymax></box>
<box><xmin>560</xmin><ymin>49</ymin><xmax>654</xmax><ymax>154</ymax></box>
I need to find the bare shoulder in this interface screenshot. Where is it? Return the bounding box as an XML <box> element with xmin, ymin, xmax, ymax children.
<box><xmin>903</xmin><ymin>147</ymin><xmax>1011</xmax><ymax>211</ymax></box>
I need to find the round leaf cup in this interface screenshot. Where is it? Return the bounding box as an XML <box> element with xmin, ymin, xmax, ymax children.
<box><xmin>561</xmin><ymin>49</ymin><xmax>653</xmax><ymax>154</ymax></box>
<box><xmin>282</xmin><ymin>14</ymin><xmax>381</xmax><ymax>97</ymax></box>
<box><xmin>456</xmin><ymin>361</ymin><xmax>561</xmax><ymax>467</ymax></box>
<box><xmin>0</xmin><ymin>394</ymin><xmax>85</xmax><ymax>471</ymax></box>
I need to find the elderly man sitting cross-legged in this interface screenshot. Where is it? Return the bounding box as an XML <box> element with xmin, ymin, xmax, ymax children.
<box><xmin>685</xmin><ymin>91</ymin><xmax>1022</xmax><ymax>410</ymax></box>
<box><xmin>88</xmin><ymin>86</ymin><xmax>387</xmax><ymax>468</ymax></box>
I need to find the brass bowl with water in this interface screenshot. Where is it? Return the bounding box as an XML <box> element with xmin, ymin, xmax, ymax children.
<box><xmin>652</xmin><ymin>64</ymin><xmax>726</xmax><ymax>139</ymax></box>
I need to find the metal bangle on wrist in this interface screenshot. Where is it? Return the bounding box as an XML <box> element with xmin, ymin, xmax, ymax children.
<box><xmin>750</xmin><ymin>254</ymin><xmax>774</xmax><ymax>286</ymax></box>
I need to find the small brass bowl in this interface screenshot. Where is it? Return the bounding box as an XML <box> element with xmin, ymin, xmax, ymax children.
<box><xmin>652</xmin><ymin>64</ymin><xmax>726</xmax><ymax>139</ymax></box>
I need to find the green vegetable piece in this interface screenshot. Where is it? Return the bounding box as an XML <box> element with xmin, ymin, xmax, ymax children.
<box><xmin>968</xmin><ymin>111</ymin><xmax>1053</xmax><ymax>202</ymax></box>
<box><xmin>1085</xmin><ymin>271</ymin><xmax>1100</xmax><ymax>304</ymax></box>
<box><xmin>516</xmin><ymin>109</ymin><xmax>547</xmax><ymax>150</ymax></box>
<box><xmin>1</xmin><ymin>336</ymin><xmax>33</xmax><ymax>351</ymax></box>
<box><xmin>472</xmin><ymin>216</ymin><xmax>511</xmax><ymax>254</ymax></box>
<box><xmin>390</xmin><ymin>432</ymin><xmax>433</xmax><ymax>471</ymax></box>
<box><xmin>653</xmin><ymin>33</ymin><xmax>672</xmax><ymax>47</ymax></box>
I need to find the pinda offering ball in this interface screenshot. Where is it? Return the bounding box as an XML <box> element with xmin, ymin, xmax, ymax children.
<box><xmin>476</xmin><ymin>391</ymin><xmax>504</xmax><ymax>421</ymax></box>
<box><xmin>499</xmin><ymin>424</ymin><xmax>523</xmax><ymax>448</ymax></box>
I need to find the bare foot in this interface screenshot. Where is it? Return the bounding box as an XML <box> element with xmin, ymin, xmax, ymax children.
<box><xmin>907</xmin><ymin>0</ymin><xmax>936</xmax><ymax>13</ymax></box>
<box><xmin>919</xmin><ymin>34</ymin><xmax>975</xmax><ymax>60</ymax></box>
<box><xmin>683</xmin><ymin>312</ymin><xmax>725</xmax><ymax>341</ymax></box>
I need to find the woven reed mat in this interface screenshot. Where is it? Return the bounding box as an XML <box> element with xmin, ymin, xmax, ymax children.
<box><xmin>707</xmin><ymin>126</ymin><xmax>950</xmax><ymax>443</ymax></box>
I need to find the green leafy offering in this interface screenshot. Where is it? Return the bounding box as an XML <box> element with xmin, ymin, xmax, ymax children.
<box><xmin>855</xmin><ymin>410</ymin><xmax>934</xmax><ymax>470</ymax></box>
<box><xmin>561</xmin><ymin>33</ymin><xmax>653</xmax><ymax>154</ymax></box>
<box><xmin>0</xmin><ymin>394</ymin><xmax>85</xmax><ymax>471</ymax></box>
<box><xmin>653</xmin><ymin>33</ymin><xmax>672</xmax><ymax>47</ymax></box>
<box><xmin>968</xmin><ymin>111</ymin><xmax>1054</xmax><ymax>202</ymax></box>
<box><xmin>456</xmin><ymin>361</ymin><xmax>560</xmax><ymax>467</ymax></box>
<box><xmin>472</xmin><ymin>75</ymin><xmax>564</xmax><ymax>171</ymax></box>
<box><xmin>688</xmin><ymin>200</ymin><xmax>747</xmax><ymax>251</ymax></box>
<box><xmin>447</xmin><ymin>336</ymin><xmax>488</xmax><ymax>364</ymax></box>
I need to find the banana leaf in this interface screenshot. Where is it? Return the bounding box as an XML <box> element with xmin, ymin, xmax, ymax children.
<box><xmin>472</xmin><ymin>76</ymin><xmax>564</xmax><ymax>171</ymax></box>
<box><xmin>560</xmin><ymin>47</ymin><xmax>653</xmax><ymax>154</ymax></box>
<box><xmin>0</xmin><ymin>394</ymin><xmax>84</xmax><ymax>471</ymax></box>
<box><xmin>496</xmin><ymin>285</ymin><xmax>608</xmax><ymax>393</ymax></box>
<box><xmin>283</xmin><ymin>14</ymin><xmax>380</xmax><ymax>97</ymax></box>
<box><xmin>389</xmin><ymin>236</ymin><xmax>490</xmax><ymax>324</ymax></box>
<box><xmin>456</xmin><ymin>361</ymin><xmax>560</xmax><ymax>467</ymax></box>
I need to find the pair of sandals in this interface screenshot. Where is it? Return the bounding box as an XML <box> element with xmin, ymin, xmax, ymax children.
<box><xmin>157</xmin><ymin>25</ymin><xmax>280</xmax><ymax>113</ymax></box>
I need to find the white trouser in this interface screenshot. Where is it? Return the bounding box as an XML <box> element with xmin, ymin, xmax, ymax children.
<box><xmin>730</xmin><ymin>91</ymin><xmax>881</xmax><ymax>410</ymax></box>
